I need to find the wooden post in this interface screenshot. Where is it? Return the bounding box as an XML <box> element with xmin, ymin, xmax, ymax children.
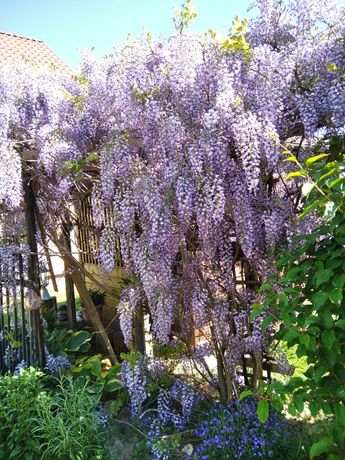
<box><xmin>70</xmin><ymin>268</ymin><xmax>118</xmax><ymax>363</ymax></box>
<box><xmin>22</xmin><ymin>170</ymin><xmax>46</xmax><ymax>369</ymax></box>
<box><xmin>62</xmin><ymin>222</ymin><xmax>77</xmax><ymax>330</ymax></box>
<box><xmin>134</xmin><ymin>304</ymin><xmax>145</xmax><ymax>354</ymax></box>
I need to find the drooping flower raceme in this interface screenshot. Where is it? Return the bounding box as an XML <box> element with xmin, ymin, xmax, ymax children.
<box><xmin>0</xmin><ymin>0</ymin><xmax>344</xmax><ymax>396</ymax></box>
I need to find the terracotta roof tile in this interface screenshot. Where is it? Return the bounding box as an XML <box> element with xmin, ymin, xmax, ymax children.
<box><xmin>0</xmin><ymin>31</ymin><xmax>70</xmax><ymax>73</ymax></box>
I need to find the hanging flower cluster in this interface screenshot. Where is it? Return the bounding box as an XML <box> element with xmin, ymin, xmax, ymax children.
<box><xmin>0</xmin><ymin>0</ymin><xmax>344</xmax><ymax>387</ymax></box>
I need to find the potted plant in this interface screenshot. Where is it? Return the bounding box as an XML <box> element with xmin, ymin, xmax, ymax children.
<box><xmin>81</xmin><ymin>289</ymin><xmax>106</xmax><ymax>324</ymax></box>
<box><xmin>57</xmin><ymin>304</ymin><xmax>68</xmax><ymax>323</ymax></box>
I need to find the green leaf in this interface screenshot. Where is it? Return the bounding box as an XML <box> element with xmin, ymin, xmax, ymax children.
<box><xmin>257</xmin><ymin>399</ymin><xmax>269</xmax><ymax>423</ymax></box>
<box><xmin>294</xmin><ymin>395</ymin><xmax>305</xmax><ymax>413</ymax></box>
<box><xmin>9</xmin><ymin>447</ymin><xmax>22</xmax><ymax>458</ymax></box>
<box><xmin>312</xmin><ymin>291</ymin><xmax>329</xmax><ymax>309</ymax></box>
<box><xmin>105</xmin><ymin>379</ymin><xmax>123</xmax><ymax>392</ymax></box>
<box><xmin>66</xmin><ymin>331</ymin><xmax>92</xmax><ymax>352</ymax></box>
<box><xmin>334</xmin><ymin>403</ymin><xmax>345</xmax><ymax>428</ymax></box>
<box><xmin>285</xmin><ymin>266</ymin><xmax>301</xmax><ymax>280</ymax></box>
<box><xmin>298</xmin><ymin>199</ymin><xmax>322</xmax><ymax>220</ymax></box>
<box><xmin>320</xmin><ymin>401</ymin><xmax>332</xmax><ymax>415</ymax></box>
<box><xmin>321</xmin><ymin>330</ymin><xmax>336</xmax><ymax>349</ymax></box>
<box><xmin>309</xmin><ymin>401</ymin><xmax>319</xmax><ymax>418</ymax></box>
<box><xmin>296</xmin><ymin>344</ymin><xmax>306</xmax><ymax>358</ymax></box>
<box><xmin>305</xmin><ymin>153</ymin><xmax>329</xmax><ymax>166</ymax></box>
<box><xmin>330</xmin><ymin>288</ymin><xmax>343</xmax><ymax>305</ymax></box>
<box><xmin>321</xmin><ymin>349</ymin><xmax>337</xmax><ymax>367</ymax></box>
<box><xmin>329</xmin><ymin>177</ymin><xmax>345</xmax><ymax>189</ymax></box>
<box><xmin>315</xmin><ymin>269</ymin><xmax>333</xmax><ymax>287</ymax></box>
<box><xmin>332</xmin><ymin>273</ymin><xmax>345</xmax><ymax>289</ymax></box>
<box><xmin>284</xmin><ymin>328</ymin><xmax>299</xmax><ymax>343</ymax></box>
<box><xmin>320</xmin><ymin>309</ymin><xmax>334</xmax><ymax>330</ymax></box>
<box><xmin>261</xmin><ymin>316</ymin><xmax>274</xmax><ymax>332</ymax></box>
<box><xmin>327</xmin><ymin>454</ymin><xmax>342</xmax><ymax>460</ymax></box>
<box><xmin>288</xmin><ymin>403</ymin><xmax>297</xmax><ymax>416</ymax></box>
<box><xmin>335</xmin><ymin>319</ymin><xmax>345</xmax><ymax>330</ymax></box>
<box><xmin>85</xmin><ymin>355</ymin><xmax>102</xmax><ymax>377</ymax></box>
<box><xmin>79</xmin><ymin>342</ymin><xmax>91</xmax><ymax>353</ymax></box>
<box><xmin>106</xmin><ymin>364</ymin><xmax>122</xmax><ymax>380</ymax></box>
<box><xmin>239</xmin><ymin>389</ymin><xmax>253</xmax><ymax>402</ymax></box>
<box><xmin>333</xmin><ymin>422</ymin><xmax>345</xmax><ymax>445</ymax></box>
<box><xmin>310</xmin><ymin>438</ymin><xmax>333</xmax><ymax>459</ymax></box>
<box><xmin>250</xmin><ymin>307</ymin><xmax>262</xmax><ymax>321</ymax></box>
<box><xmin>326</xmin><ymin>257</ymin><xmax>343</xmax><ymax>270</ymax></box>
<box><xmin>299</xmin><ymin>334</ymin><xmax>310</xmax><ymax>348</ymax></box>
<box><xmin>285</xmin><ymin>170</ymin><xmax>306</xmax><ymax>179</ymax></box>
<box><xmin>284</xmin><ymin>156</ymin><xmax>299</xmax><ymax>163</ymax></box>
<box><xmin>313</xmin><ymin>366</ymin><xmax>326</xmax><ymax>384</ymax></box>
<box><xmin>319</xmin><ymin>167</ymin><xmax>338</xmax><ymax>181</ymax></box>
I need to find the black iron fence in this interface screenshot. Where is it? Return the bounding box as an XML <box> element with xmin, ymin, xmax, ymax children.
<box><xmin>0</xmin><ymin>253</ymin><xmax>36</xmax><ymax>373</ymax></box>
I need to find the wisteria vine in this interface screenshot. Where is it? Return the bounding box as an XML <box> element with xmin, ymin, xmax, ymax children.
<box><xmin>0</xmin><ymin>0</ymin><xmax>344</xmax><ymax>398</ymax></box>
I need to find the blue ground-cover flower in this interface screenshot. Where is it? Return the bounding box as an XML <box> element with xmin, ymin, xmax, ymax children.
<box><xmin>193</xmin><ymin>397</ymin><xmax>294</xmax><ymax>460</ymax></box>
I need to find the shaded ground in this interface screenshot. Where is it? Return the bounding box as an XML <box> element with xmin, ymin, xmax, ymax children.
<box><xmin>104</xmin><ymin>404</ymin><xmax>153</xmax><ymax>460</ymax></box>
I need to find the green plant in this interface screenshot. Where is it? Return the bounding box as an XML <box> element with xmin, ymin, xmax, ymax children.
<box><xmin>258</xmin><ymin>140</ymin><xmax>345</xmax><ymax>458</ymax></box>
<box><xmin>173</xmin><ymin>0</ymin><xmax>197</xmax><ymax>34</ymax></box>
<box><xmin>71</xmin><ymin>355</ymin><xmax>123</xmax><ymax>400</ymax></box>
<box><xmin>45</xmin><ymin>327</ymin><xmax>92</xmax><ymax>357</ymax></box>
<box><xmin>33</xmin><ymin>375</ymin><xmax>106</xmax><ymax>459</ymax></box>
<box><xmin>0</xmin><ymin>367</ymin><xmax>45</xmax><ymax>459</ymax></box>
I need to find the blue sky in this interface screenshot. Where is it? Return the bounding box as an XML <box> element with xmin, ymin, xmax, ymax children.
<box><xmin>1</xmin><ymin>0</ymin><xmax>253</xmax><ymax>70</ymax></box>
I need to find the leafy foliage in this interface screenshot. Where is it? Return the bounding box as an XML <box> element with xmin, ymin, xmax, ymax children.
<box><xmin>45</xmin><ymin>327</ymin><xmax>92</xmax><ymax>356</ymax></box>
<box><xmin>0</xmin><ymin>368</ymin><xmax>43</xmax><ymax>459</ymax></box>
<box><xmin>32</xmin><ymin>375</ymin><xmax>106</xmax><ymax>459</ymax></box>
<box><xmin>260</xmin><ymin>141</ymin><xmax>345</xmax><ymax>457</ymax></box>
<box><xmin>0</xmin><ymin>369</ymin><xmax>107</xmax><ymax>459</ymax></box>
<box><xmin>173</xmin><ymin>0</ymin><xmax>197</xmax><ymax>34</ymax></box>
<box><xmin>71</xmin><ymin>355</ymin><xmax>123</xmax><ymax>399</ymax></box>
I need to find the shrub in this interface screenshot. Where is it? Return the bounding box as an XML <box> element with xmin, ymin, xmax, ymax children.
<box><xmin>0</xmin><ymin>367</ymin><xmax>44</xmax><ymax>459</ymax></box>
<box><xmin>0</xmin><ymin>368</ymin><xmax>107</xmax><ymax>459</ymax></box>
<box><xmin>260</xmin><ymin>139</ymin><xmax>345</xmax><ymax>457</ymax></box>
<box><xmin>193</xmin><ymin>397</ymin><xmax>295</xmax><ymax>460</ymax></box>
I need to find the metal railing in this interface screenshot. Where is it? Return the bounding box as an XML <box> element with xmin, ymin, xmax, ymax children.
<box><xmin>0</xmin><ymin>254</ymin><xmax>36</xmax><ymax>373</ymax></box>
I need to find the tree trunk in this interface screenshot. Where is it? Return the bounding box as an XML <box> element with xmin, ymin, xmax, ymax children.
<box><xmin>134</xmin><ymin>304</ymin><xmax>145</xmax><ymax>354</ymax></box>
<box><xmin>62</xmin><ymin>222</ymin><xmax>77</xmax><ymax>330</ymax></box>
<box><xmin>22</xmin><ymin>169</ymin><xmax>46</xmax><ymax>368</ymax></box>
<box><xmin>216</xmin><ymin>351</ymin><xmax>229</xmax><ymax>403</ymax></box>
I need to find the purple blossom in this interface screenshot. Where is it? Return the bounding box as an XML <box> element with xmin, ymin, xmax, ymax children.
<box><xmin>45</xmin><ymin>350</ymin><xmax>71</xmax><ymax>374</ymax></box>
